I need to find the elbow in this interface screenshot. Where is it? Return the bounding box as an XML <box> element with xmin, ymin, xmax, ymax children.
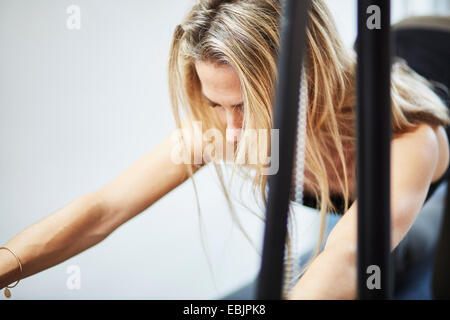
<box><xmin>288</xmin><ymin>243</ymin><xmax>358</xmax><ymax>300</ymax></box>
<box><xmin>332</xmin><ymin>245</ymin><xmax>358</xmax><ymax>299</ymax></box>
<box><xmin>78</xmin><ymin>191</ymin><xmax>117</xmax><ymax>241</ymax></box>
<box><xmin>323</xmin><ymin>240</ymin><xmax>358</xmax><ymax>299</ymax></box>
<box><xmin>325</xmin><ymin>240</ymin><xmax>357</xmax><ymax>270</ymax></box>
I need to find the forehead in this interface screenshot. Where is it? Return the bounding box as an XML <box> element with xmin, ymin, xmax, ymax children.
<box><xmin>195</xmin><ymin>60</ymin><xmax>242</xmax><ymax>102</ymax></box>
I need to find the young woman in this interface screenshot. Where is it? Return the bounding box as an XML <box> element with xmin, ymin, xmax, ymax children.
<box><xmin>1</xmin><ymin>0</ymin><xmax>449</xmax><ymax>300</ymax></box>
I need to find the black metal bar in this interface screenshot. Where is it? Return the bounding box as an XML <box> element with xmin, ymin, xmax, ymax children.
<box><xmin>356</xmin><ymin>0</ymin><xmax>393</xmax><ymax>299</ymax></box>
<box><xmin>255</xmin><ymin>0</ymin><xmax>311</xmax><ymax>300</ymax></box>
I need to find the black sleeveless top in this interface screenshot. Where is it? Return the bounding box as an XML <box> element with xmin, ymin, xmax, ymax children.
<box><xmin>302</xmin><ymin>168</ymin><xmax>449</xmax><ymax>215</ymax></box>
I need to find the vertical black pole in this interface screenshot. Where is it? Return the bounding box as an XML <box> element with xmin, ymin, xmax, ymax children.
<box><xmin>356</xmin><ymin>0</ymin><xmax>393</xmax><ymax>299</ymax></box>
<box><xmin>256</xmin><ymin>0</ymin><xmax>310</xmax><ymax>300</ymax></box>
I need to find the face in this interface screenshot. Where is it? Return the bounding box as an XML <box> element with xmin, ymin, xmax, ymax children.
<box><xmin>195</xmin><ymin>60</ymin><xmax>244</xmax><ymax>143</ymax></box>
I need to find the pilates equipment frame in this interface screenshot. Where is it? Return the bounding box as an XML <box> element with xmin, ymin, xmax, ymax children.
<box><xmin>256</xmin><ymin>0</ymin><xmax>311</xmax><ymax>300</ymax></box>
<box><xmin>256</xmin><ymin>0</ymin><xmax>394</xmax><ymax>300</ymax></box>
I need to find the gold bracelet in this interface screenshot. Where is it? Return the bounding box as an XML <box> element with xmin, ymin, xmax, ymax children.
<box><xmin>0</xmin><ymin>246</ymin><xmax>23</xmax><ymax>298</ymax></box>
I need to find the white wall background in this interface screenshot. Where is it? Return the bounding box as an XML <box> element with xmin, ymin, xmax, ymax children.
<box><xmin>0</xmin><ymin>0</ymin><xmax>449</xmax><ymax>300</ymax></box>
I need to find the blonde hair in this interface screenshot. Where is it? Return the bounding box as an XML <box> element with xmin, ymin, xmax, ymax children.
<box><xmin>168</xmin><ymin>0</ymin><xmax>450</xmax><ymax>296</ymax></box>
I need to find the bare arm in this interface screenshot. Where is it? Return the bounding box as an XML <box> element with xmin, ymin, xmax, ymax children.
<box><xmin>288</xmin><ymin>124</ymin><xmax>448</xmax><ymax>299</ymax></box>
<box><xmin>0</xmin><ymin>127</ymin><xmax>201</xmax><ymax>289</ymax></box>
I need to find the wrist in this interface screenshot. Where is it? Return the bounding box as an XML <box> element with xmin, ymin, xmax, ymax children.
<box><xmin>0</xmin><ymin>247</ymin><xmax>22</xmax><ymax>290</ymax></box>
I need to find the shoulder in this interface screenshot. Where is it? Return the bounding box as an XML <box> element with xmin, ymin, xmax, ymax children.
<box><xmin>393</xmin><ymin>123</ymin><xmax>437</xmax><ymax>145</ymax></box>
<box><xmin>392</xmin><ymin>123</ymin><xmax>449</xmax><ymax>182</ymax></box>
<box><xmin>392</xmin><ymin>123</ymin><xmax>441</xmax><ymax>156</ymax></box>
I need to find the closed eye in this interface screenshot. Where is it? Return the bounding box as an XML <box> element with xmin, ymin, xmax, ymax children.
<box><xmin>203</xmin><ymin>94</ymin><xmax>243</xmax><ymax>109</ymax></box>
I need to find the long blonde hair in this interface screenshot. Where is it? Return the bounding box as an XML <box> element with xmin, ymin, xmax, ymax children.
<box><xmin>168</xmin><ymin>0</ymin><xmax>450</xmax><ymax>295</ymax></box>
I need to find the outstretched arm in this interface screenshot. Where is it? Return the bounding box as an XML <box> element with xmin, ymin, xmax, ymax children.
<box><xmin>0</xmin><ymin>125</ymin><xmax>203</xmax><ymax>290</ymax></box>
<box><xmin>288</xmin><ymin>124</ymin><xmax>448</xmax><ymax>299</ymax></box>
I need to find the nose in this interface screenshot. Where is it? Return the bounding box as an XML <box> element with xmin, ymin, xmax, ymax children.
<box><xmin>224</xmin><ymin>107</ymin><xmax>243</xmax><ymax>143</ymax></box>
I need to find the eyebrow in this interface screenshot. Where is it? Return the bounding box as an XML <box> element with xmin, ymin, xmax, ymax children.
<box><xmin>203</xmin><ymin>94</ymin><xmax>244</xmax><ymax>108</ymax></box>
